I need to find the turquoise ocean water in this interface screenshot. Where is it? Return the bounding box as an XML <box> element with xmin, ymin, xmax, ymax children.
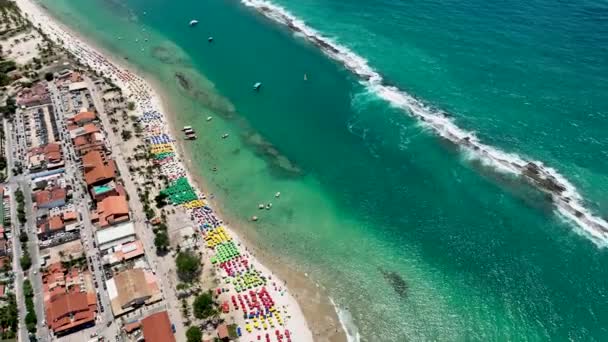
<box><xmin>38</xmin><ymin>0</ymin><xmax>608</xmax><ymax>340</ymax></box>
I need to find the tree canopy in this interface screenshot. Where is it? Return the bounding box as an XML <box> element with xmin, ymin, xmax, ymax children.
<box><xmin>192</xmin><ymin>291</ymin><xmax>217</xmax><ymax>320</ymax></box>
<box><xmin>175</xmin><ymin>251</ymin><xmax>201</xmax><ymax>283</ymax></box>
<box><xmin>186</xmin><ymin>326</ymin><xmax>202</xmax><ymax>342</ymax></box>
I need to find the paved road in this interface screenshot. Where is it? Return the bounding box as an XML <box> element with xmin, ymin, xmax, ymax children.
<box><xmin>84</xmin><ymin>77</ymin><xmax>186</xmax><ymax>339</ymax></box>
<box><xmin>5</xmin><ymin>117</ymin><xmax>29</xmax><ymax>342</ymax></box>
<box><xmin>5</xmin><ymin>107</ymin><xmax>53</xmax><ymax>341</ymax></box>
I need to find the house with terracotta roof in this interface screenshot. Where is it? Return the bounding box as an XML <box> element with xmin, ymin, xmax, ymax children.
<box><xmin>17</xmin><ymin>82</ymin><xmax>51</xmax><ymax>107</ymax></box>
<box><xmin>141</xmin><ymin>311</ymin><xmax>176</xmax><ymax>342</ymax></box>
<box><xmin>82</xmin><ymin>150</ymin><xmax>116</xmax><ymax>187</ymax></box>
<box><xmin>69</xmin><ymin>111</ymin><xmax>96</xmax><ymax>126</ymax></box>
<box><xmin>37</xmin><ymin>214</ymin><xmax>65</xmax><ymax>239</ymax></box>
<box><xmin>34</xmin><ymin>187</ymin><xmax>67</xmax><ymax>209</ymax></box>
<box><xmin>45</xmin><ymin>290</ymin><xmax>96</xmax><ymax>335</ymax></box>
<box><xmin>94</xmin><ymin>195</ymin><xmax>130</xmax><ymax>228</ymax></box>
<box><xmin>27</xmin><ymin>143</ymin><xmax>64</xmax><ymax>171</ymax></box>
<box><xmin>42</xmin><ymin>264</ymin><xmax>97</xmax><ymax>335</ymax></box>
<box><xmin>69</xmin><ymin>123</ymin><xmax>107</xmax><ymax>156</ymax></box>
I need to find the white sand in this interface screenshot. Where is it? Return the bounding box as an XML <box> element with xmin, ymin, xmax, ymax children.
<box><xmin>2</xmin><ymin>31</ymin><xmax>43</xmax><ymax>65</ymax></box>
<box><xmin>14</xmin><ymin>0</ymin><xmax>314</xmax><ymax>341</ymax></box>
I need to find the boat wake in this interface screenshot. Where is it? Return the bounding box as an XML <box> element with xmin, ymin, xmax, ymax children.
<box><xmin>240</xmin><ymin>0</ymin><xmax>608</xmax><ymax>246</ymax></box>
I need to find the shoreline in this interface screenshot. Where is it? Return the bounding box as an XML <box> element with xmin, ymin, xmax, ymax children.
<box><xmin>15</xmin><ymin>0</ymin><xmax>348</xmax><ymax>340</ymax></box>
<box><xmin>158</xmin><ymin>74</ymin><xmax>349</xmax><ymax>342</ymax></box>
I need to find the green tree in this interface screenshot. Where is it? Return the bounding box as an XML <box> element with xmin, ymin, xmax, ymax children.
<box><xmin>20</xmin><ymin>253</ymin><xmax>31</xmax><ymax>270</ymax></box>
<box><xmin>192</xmin><ymin>291</ymin><xmax>217</xmax><ymax>320</ymax></box>
<box><xmin>24</xmin><ymin>311</ymin><xmax>36</xmax><ymax>325</ymax></box>
<box><xmin>175</xmin><ymin>251</ymin><xmax>201</xmax><ymax>283</ymax></box>
<box><xmin>121</xmin><ymin>129</ymin><xmax>132</xmax><ymax>141</ymax></box>
<box><xmin>44</xmin><ymin>72</ymin><xmax>53</xmax><ymax>81</ymax></box>
<box><xmin>19</xmin><ymin>231</ymin><xmax>28</xmax><ymax>243</ymax></box>
<box><xmin>154</xmin><ymin>231</ymin><xmax>170</xmax><ymax>254</ymax></box>
<box><xmin>186</xmin><ymin>326</ymin><xmax>202</xmax><ymax>342</ymax></box>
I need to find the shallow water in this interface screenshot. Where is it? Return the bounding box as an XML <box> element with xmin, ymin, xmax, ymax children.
<box><xmin>39</xmin><ymin>0</ymin><xmax>608</xmax><ymax>340</ymax></box>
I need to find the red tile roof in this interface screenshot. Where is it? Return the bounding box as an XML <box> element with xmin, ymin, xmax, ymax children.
<box><xmin>35</xmin><ymin>187</ymin><xmax>67</xmax><ymax>207</ymax></box>
<box><xmin>72</xmin><ymin>111</ymin><xmax>96</xmax><ymax>125</ymax></box>
<box><xmin>141</xmin><ymin>311</ymin><xmax>175</xmax><ymax>342</ymax></box>
<box><xmin>46</xmin><ymin>291</ymin><xmax>96</xmax><ymax>333</ymax></box>
<box><xmin>49</xmin><ymin>215</ymin><xmax>65</xmax><ymax>230</ymax></box>
<box><xmin>82</xmin><ymin>150</ymin><xmax>116</xmax><ymax>186</ymax></box>
<box><xmin>97</xmin><ymin>196</ymin><xmax>129</xmax><ymax>227</ymax></box>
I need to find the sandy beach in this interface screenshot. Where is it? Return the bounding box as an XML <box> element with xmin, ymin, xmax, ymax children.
<box><xmin>13</xmin><ymin>0</ymin><xmax>347</xmax><ymax>341</ymax></box>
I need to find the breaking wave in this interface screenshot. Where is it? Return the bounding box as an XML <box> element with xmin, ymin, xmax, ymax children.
<box><xmin>241</xmin><ymin>0</ymin><xmax>608</xmax><ymax>246</ymax></box>
<box><xmin>330</xmin><ymin>298</ymin><xmax>361</xmax><ymax>342</ymax></box>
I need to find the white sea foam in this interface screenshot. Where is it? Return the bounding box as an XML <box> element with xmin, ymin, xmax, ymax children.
<box><xmin>329</xmin><ymin>298</ymin><xmax>361</xmax><ymax>342</ymax></box>
<box><xmin>241</xmin><ymin>0</ymin><xmax>608</xmax><ymax>245</ymax></box>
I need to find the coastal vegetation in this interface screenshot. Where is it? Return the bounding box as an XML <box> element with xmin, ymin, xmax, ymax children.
<box><xmin>192</xmin><ymin>291</ymin><xmax>217</xmax><ymax>320</ymax></box>
<box><xmin>175</xmin><ymin>250</ymin><xmax>201</xmax><ymax>283</ymax></box>
<box><xmin>185</xmin><ymin>326</ymin><xmax>202</xmax><ymax>342</ymax></box>
<box><xmin>0</xmin><ymin>58</ymin><xmax>16</xmax><ymax>86</ymax></box>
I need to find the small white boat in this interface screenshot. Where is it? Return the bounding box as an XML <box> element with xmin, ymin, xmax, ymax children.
<box><xmin>182</xmin><ymin>126</ymin><xmax>192</xmax><ymax>131</ymax></box>
<box><xmin>266</xmin><ymin>203</ymin><xmax>272</xmax><ymax>210</ymax></box>
<box><xmin>253</xmin><ymin>82</ymin><xmax>262</xmax><ymax>91</ymax></box>
<box><xmin>208</xmin><ymin>37</ymin><xmax>214</xmax><ymax>42</ymax></box>
<box><xmin>258</xmin><ymin>204</ymin><xmax>265</xmax><ymax>210</ymax></box>
<box><xmin>206</xmin><ymin>116</ymin><xmax>213</xmax><ymax>121</ymax></box>
<box><xmin>189</xmin><ymin>20</ymin><xmax>199</xmax><ymax>26</ymax></box>
<box><xmin>222</xmin><ymin>133</ymin><xmax>229</xmax><ymax>139</ymax></box>
<box><xmin>275</xmin><ymin>192</ymin><xmax>281</xmax><ymax>198</ymax></box>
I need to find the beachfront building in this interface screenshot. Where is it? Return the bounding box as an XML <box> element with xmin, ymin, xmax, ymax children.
<box><xmin>94</xmin><ymin>221</ymin><xmax>136</xmax><ymax>252</ymax></box>
<box><xmin>68</xmin><ymin>111</ymin><xmax>96</xmax><ymax>126</ymax></box>
<box><xmin>82</xmin><ymin>150</ymin><xmax>117</xmax><ymax>187</ymax></box>
<box><xmin>93</xmin><ymin>195</ymin><xmax>130</xmax><ymax>228</ymax></box>
<box><xmin>71</xmin><ymin>123</ymin><xmax>106</xmax><ymax>156</ymax></box>
<box><xmin>105</xmin><ymin>268</ymin><xmax>162</xmax><ymax>317</ymax></box>
<box><xmin>101</xmin><ymin>240</ymin><xmax>145</xmax><ymax>266</ymax></box>
<box><xmin>90</xmin><ymin>181</ymin><xmax>125</xmax><ymax>201</ymax></box>
<box><xmin>140</xmin><ymin>311</ymin><xmax>176</xmax><ymax>342</ymax></box>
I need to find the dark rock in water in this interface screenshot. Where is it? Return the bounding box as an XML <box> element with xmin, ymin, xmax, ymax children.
<box><xmin>244</xmin><ymin>132</ymin><xmax>302</xmax><ymax>178</ymax></box>
<box><xmin>522</xmin><ymin>162</ymin><xmax>566</xmax><ymax>194</ymax></box>
<box><xmin>174</xmin><ymin>72</ymin><xmax>192</xmax><ymax>91</ymax></box>
<box><xmin>379</xmin><ymin>268</ymin><xmax>408</xmax><ymax>298</ymax></box>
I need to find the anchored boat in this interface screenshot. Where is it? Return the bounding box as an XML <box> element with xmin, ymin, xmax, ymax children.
<box><xmin>253</xmin><ymin>82</ymin><xmax>262</xmax><ymax>91</ymax></box>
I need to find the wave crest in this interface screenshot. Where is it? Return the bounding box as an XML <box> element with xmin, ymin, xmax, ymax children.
<box><xmin>241</xmin><ymin>0</ymin><xmax>608</xmax><ymax>246</ymax></box>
